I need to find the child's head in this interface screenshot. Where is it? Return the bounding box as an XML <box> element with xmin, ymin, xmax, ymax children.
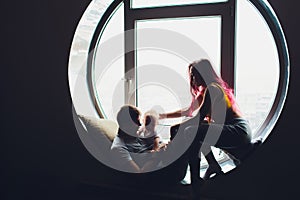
<box><xmin>143</xmin><ymin>110</ymin><xmax>158</xmax><ymax>132</ymax></box>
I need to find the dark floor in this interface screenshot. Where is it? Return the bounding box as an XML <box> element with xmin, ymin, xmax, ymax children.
<box><xmin>75</xmin><ymin>182</ymin><xmax>216</xmax><ymax>200</ymax></box>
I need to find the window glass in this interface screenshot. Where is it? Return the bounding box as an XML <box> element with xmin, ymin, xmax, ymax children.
<box><xmin>131</xmin><ymin>0</ymin><xmax>228</xmax><ymax>9</ymax></box>
<box><xmin>136</xmin><ymin>17</ymin><xmax>221</xmax><ymax>116</ymax></box>
<box><xmin>93</xmin><ymin>4</ymin><xmax>125</xmax><ymax>120</ymax></box>
<box><xmin>235</xmin><ymin>0</ymin><xmax>279</xmax><ymax>138</ymax></box>
<box><xmin>91</xmin><ymin>0</ymin><xmax>280</xmax><ymax>141</ymax></box>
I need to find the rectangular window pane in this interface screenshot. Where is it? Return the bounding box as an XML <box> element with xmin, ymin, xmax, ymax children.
<box><xmin>235</xmin><ymin>0</ymin><xmax>279</xmax><ymax>136</ymax></box>
<box><xmin>131</xmin><ymin>0</ymin><xmax>228</xmax><ymax>9</ymax></box>
<box><xmin>94</xmin><ymin>4</ymin><xmax>125</xmax><ymax>120</ymax></box>
<box><xmin>136</xmin><ymin>16</ymin><xmax>221</xmax><ymax>117</ymax></box>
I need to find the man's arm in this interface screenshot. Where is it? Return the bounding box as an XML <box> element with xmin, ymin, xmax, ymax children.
<box><xmin>111</xmin><ymin>147</ymin><xmax>142</xmax><ymax>173</ymax></box>
<box><xmin>128</xmin><ymin>160</ymin><xmax>141</xmax><ymax>172</ymax></box>
<box><xmin>111</xmin><ymin>136</ymin><xmax>142</xmax><ymax>173</ymax></box>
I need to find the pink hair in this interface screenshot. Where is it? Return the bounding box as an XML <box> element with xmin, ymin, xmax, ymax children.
<box><xmin>216</xmin><ymin>78</ymin><xmax>240</xmax><ymax>113</ymax></box>
<box><xmin>188</xmin><ymin>59</ymin><xmax>241</xmax><ymax>116</ymax></box>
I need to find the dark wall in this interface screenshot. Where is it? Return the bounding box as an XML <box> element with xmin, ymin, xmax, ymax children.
<box><xmin>1</xmin><ymin>0</ymin><xmax>299</xmax><ymax>199</ymax></box>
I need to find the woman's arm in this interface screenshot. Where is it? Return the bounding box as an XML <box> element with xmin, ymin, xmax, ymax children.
<box><xmin>159</xmin><ymin>93</ymin><xmax>204</xmax><ymax>119</ymax></box>
<box><xmin>159</xmin><ymin>107</ymin><xmax>190</xmax><ymax>119</ymax></box>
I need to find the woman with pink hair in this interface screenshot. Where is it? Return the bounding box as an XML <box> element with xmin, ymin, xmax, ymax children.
<box><xmin>160</xmin><ymin>59</ymin><xmax>252</xmax><ymax>183</ymax></box>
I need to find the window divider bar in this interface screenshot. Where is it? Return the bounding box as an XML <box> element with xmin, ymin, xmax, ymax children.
<box><xmin>127</xmin><ymin>3</ymin><xmax>230</xmax><ymax>20</ymax></box>
<box><xmin>124</xmin><ymin>0</ymin><xmax>136</xmax><ymax>105</ymax></box>
<box><xmin>221</xmin><ymin>0</ymin><xmax>236</xmax><ymax>91</ymax></box>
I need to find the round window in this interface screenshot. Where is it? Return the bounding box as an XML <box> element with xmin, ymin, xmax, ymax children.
<box><xmin>69</xmin><ymin>0</ymin><xmax>289</xmax><ymax>179</ymax></box>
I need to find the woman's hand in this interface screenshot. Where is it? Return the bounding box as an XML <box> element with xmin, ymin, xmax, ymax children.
<box><xmin>159</xmin><ymin>113</ymin><xmax>167</xmax><ymax>119</ymax></box>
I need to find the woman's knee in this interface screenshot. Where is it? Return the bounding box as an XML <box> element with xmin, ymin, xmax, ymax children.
<box><xmin>184</xmin><ymin>126</ymin><xmax>198</xmax><ymax>142</ymax></box>
<box><xmin>184</xmin><ymin>125</ymin><xmax>208</xmax><ymax>142</ymax></box>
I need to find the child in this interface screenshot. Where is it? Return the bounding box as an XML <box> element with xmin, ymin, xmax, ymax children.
<box><xmin>137</xmin><ymin>110</ymin><xmax>161</xmax><ymax>152</ymax></box>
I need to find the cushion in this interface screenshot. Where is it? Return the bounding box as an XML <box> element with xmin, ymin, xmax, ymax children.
<box><xmin>78</xmin><ymin>115</ymin><xmax>118</xmax><ymax>142</ymax></box>
<box><xmin>76</xmin><ymin>115</ymin><xmax>119</xmax><ymax>168</ymax></box>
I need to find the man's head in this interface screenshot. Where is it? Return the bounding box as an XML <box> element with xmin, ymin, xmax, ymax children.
<box><xmin>116</xmin><ymin>105</ymin><xmax>141</xmax><ymax>137</ymax></box>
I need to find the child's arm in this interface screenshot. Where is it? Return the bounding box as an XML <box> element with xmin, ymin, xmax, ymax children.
<box><xmin>137</xmin><ymin>126</ymin><xmax>145</xmax><ymax>136</ymax></box>
<box><xmin>151</xmin><ymin>137</ymin><xmax>160</xmax><ymax>152</ymax></box>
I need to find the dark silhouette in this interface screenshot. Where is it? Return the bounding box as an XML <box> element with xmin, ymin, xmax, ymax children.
<box><xmin>111</xmin><ymin>60</ymin><xmax>259</xmax><ymax>197</ymax></box>
<box><xmin>160</xmin><ymin>59</ymin><xmax>254</xmax><ymax>183</ymax></box>
<box><xmin>110</xmin><ymin>105</ymin><xmax>191</xmax><ymax>183</ymax></box>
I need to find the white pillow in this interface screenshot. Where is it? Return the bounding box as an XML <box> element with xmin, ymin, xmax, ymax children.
<box><xmin>78</xmin><ymin>115</ymin><xmax>118</xmax><ymax>142</ymax></box>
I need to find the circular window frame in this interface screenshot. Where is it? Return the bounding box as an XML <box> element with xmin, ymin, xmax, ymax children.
<box><xmin>84</xmin><ymin>0</ymin><xmax>289</xmax><ymax>143</ymax></box>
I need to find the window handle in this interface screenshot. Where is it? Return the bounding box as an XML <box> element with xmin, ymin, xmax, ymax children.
<box><xmin>122</xmin><ymin>77</ymin><xmax>135</xmax><ymax>104</ymax></box>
